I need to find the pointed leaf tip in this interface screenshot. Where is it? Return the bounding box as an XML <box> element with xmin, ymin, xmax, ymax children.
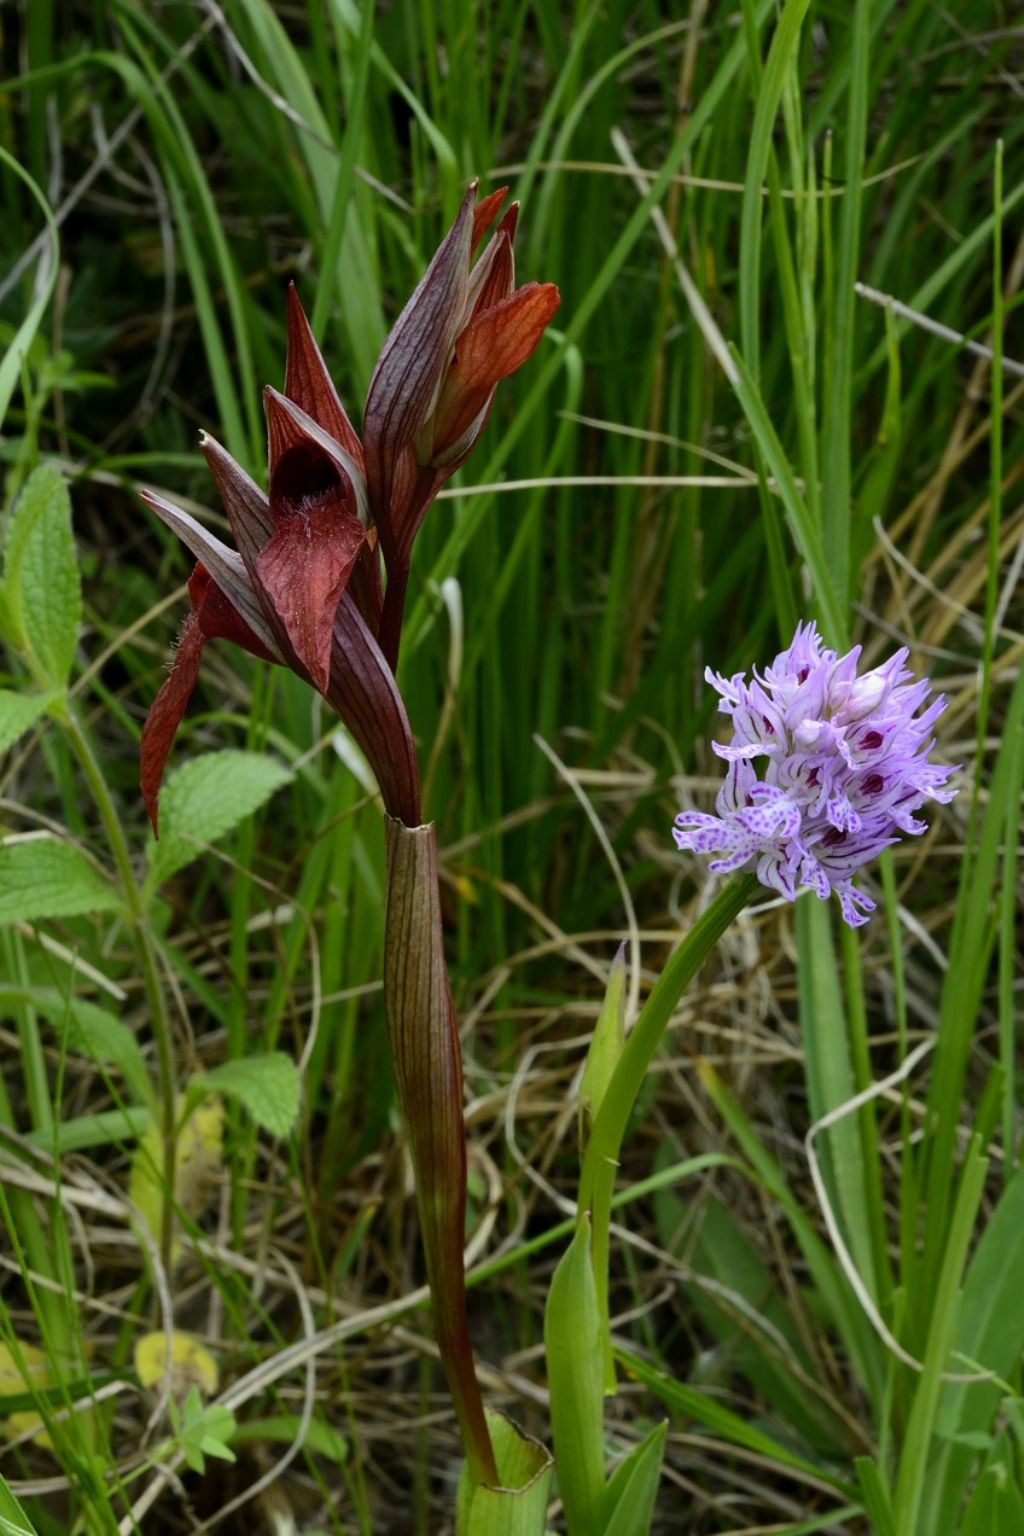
<box><xmin>470</xmin><ymin>186</ymin><xmax>508</xmax><ymax>251</ymax></box>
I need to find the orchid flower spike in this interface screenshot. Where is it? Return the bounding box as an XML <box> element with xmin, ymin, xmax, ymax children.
<box><xmin>672</xmin><ymin>622</ymin><xmax>959</xmax><ymax>927</ymax></box>
<box><xmin>141</xmin><ymin>185</ymin><xmax>558</xmax><ymax>821</ymax></box>
<box><xmin>139</xmin><ymin>296</ymin><xmax>419</xmax><ymax>836</ymax></box>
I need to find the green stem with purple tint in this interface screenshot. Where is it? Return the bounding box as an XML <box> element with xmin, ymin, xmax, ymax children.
<box><xmin>578</xmin><ymin>873</ymin><xmax>760</xmax><ymax>1373</ymax></box>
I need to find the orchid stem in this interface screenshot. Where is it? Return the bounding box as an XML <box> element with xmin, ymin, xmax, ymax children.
<box><xmin>378</xmin><ymin>560</ymin><xmax>410</xmax><ymax>674</ymax></box>
<box><xmin>60</xmin><ymin>707</ymin><xmax>178</xmax><ymax>1274</ymax></box>
<box><xmin>578</xmin><ymin>873</ymin><xmax>759</xmax><ymax>1372</ymax></box>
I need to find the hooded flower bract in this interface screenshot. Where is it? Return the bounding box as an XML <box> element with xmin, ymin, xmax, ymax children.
<box><xmin>672</xmin><ymin>622</ymin><xmax>958</xmax><ymax>927</ymax></box>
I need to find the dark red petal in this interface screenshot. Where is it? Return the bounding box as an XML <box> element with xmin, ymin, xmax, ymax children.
<box><xmin>470</xmin><ymin>186</ymin><xmax>507</xmax><ymax>252</ymax></box>
<box><xmin>362</xmin><ymin>185</ymin><xmax>475</xmax><ymax>550</ymax></box>
<box><xmin>140</xmin><ymin>610</ymin><xmax>206</xmax><ymax>836</ymax></box>
<box><xmin>284</xmin><ymin>285</ymin><xmax>365</xmax><ymax>470</ymax></box>
<box><xmin>328</xmin><ymin>594</ymin><xmax>421</xmax><ymax>826</ymax></box>
<box><xmin>190</xmin><ymin>564</ymin><xmax>278</xmax><ymax>664</ymax></box>
<box><xmin>431</xmin><ymin>282</ymin><xmax>560</xmax><ymax>458</ymax></box>
<box><xmin>258</xmin><ymin>498</ymin><xmax>364</xmax><ymax>694</ymax></box>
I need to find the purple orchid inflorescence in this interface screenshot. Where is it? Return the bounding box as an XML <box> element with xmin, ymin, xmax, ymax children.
<box><xmin>672</xmin><ymin>622</ymin><xmax>959</xmax><ymax>927</ymax></box>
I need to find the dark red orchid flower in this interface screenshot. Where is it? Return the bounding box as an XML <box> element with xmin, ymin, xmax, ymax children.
<box><xmin>139</xmin><ymin>324</ymin><xmax>419</xmax><ymax>836</ymax></box>
<box><xmin>142</xmin><ymin>183</ymin><xmax>557</xmax><ymax>827</ymax></box>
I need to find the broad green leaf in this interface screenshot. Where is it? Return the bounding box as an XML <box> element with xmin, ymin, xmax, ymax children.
<box><xmin>26</xmin><ymin>1106</ymin><xmax>151</xmax><ymax>1155</ymax></box>
<box><xmin>197</xmin><ymin>1053</ymin><xmax>300</xmax><ymax>1138</ymax></box>
<box><xmin>0</xmin><ymin>840</ymin><xmax>120</xmax><ymax>925</ymax></box>
<box><xmin>146</xmin><ymin>749</ymin><xmax>292</xmax><ymax>886</ymax></box>
<box><xmin>169</xmin><ymin>1385</ymin><xmax>236</xmax><ymax>1475</ymax></box>
<box><xmin>543</xmin><ymin>1220</ymin><xmax>606</xmax><ymax>1536</ymax></box>
<box><xmin>0</xmin><ymin>985</ymin><xmax>152</xmax><ymax>1109</ymax></box>
<box><xmin>1</xmin><ymin>466</ymin><xmax>80</xmax><ymax>688</ymax></box>
<box><xmin>0</xmin><ymin>690</ymin><xmax>57</xmax><ymax>755</ymax></box>
<box><xmin>456</xmin><ymin>1410</ymin><xmax>552</xmax><ymax>1535</ymax></box>
<box><xmin>601</xmin><ymin>1420</ymin><xmax>667</xmax><ymax>1536</ymax></box>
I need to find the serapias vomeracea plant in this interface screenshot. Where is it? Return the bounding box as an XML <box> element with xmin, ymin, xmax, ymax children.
<box><xmin>139</xmin><ymin>182</ymin><xmax>559</xmax><ymax>1487</ymax></box>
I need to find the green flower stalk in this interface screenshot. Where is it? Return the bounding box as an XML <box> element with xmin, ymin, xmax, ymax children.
<box><xmin>139</xmin><ymin>184</ymin><xmax>559</xmax><ymax>1488</ymax></box>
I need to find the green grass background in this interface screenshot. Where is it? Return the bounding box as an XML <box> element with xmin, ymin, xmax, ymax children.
<box><xmin>0</xmin><ymin>1</ymin><xmax>1021</xmax><ymax>1532</ymax></box>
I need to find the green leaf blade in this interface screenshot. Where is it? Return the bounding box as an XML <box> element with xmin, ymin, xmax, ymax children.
<box><xmin>2</xmin><ymin>466</ymin><xmax>81</xmax><ymax>688</ymax></box>
<box><xmin>0</xmin><ymin>840</ymin><xmax>120</xmax><ymax>925</ymax></box>
<box><xmin>146</xmin><ymin>749</ymin><xmax>293</xmax><ymax>886</ymax></box>
<box><xmin>198</xmin><ymin>1053</ymin><xmax>301</xmax><ymax>1139</ymax></box>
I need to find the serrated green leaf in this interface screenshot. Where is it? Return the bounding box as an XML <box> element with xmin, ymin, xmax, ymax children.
<box><xmin>0</xmin><ymin>690</ymin><xmax>58</xmax><ymax>755</ymax></box>
<box><xmin>0</xmin><ymin>985</ymin><xmax>153</xmax><ymax>1109</ymax></box>
<box><xmin>544</xmin><ymin>1219</ymin><xmax>606</xmax><ymax>1536</ymax></box>
<box><xmin>197</xmin><ymin>1053</ymin><xmax>300</xmax><ymax>1138</ymax></box>
<box><xmin>146</xmin><ymin>749</ymin><xmax>292</xmax><ymax>886</ymax></box>
<box><xmin>0</xmin><ymin>840</ymin><xmax>120</xmax><ymax>926</ymax></box>
<box><xmin>1</xmin><ymin>466</ymin><xmax>80</xmax><ymax>688</ymax></box>
<box><xmin>602</xmin><ymin>1420</ymin><xmax>667</xmax><ymax>1536</ymax></box>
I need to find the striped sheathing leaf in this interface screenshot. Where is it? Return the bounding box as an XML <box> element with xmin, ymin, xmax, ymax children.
<box><xmin>382</xmin><ymin>817</ymin><xmax>496</xmax><ymax>1486</ymax></box>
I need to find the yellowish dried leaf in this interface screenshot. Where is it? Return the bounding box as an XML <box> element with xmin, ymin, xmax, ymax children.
<box><xmin>134</xmin><ymin>1330</ymin><xmax>218</xmax><ymax>1399</ymax></box>
<box><xmin>129</xmin><ymin>1095</ymin><xmax>224</xmax><ymax>1268</ymax></box>
<box><xmin>1</xmin><ymin>1339</ymin><xmax>53</xmax><ymax>1449</ymax></box>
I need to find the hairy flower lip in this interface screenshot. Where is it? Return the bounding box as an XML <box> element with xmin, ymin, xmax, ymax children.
<box><xmin>263</xmin><ymin>386</ymin><xmax>370</xmax><ymax>527</ymax></box>
<box><xmin>674</xmin><ymin>622</ymin><xmax>959</xmax><ymax>927</ymax></box>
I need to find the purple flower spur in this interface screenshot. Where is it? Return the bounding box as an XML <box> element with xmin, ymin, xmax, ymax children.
<box><xmin>672</xmin><ymin>622</ymin><xmax>959</xmax><ymax>927</ymax></box>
